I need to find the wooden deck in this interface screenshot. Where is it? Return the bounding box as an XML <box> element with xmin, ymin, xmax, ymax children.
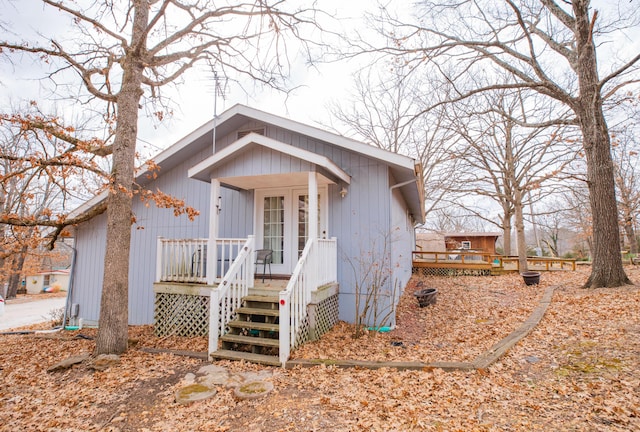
<box><xmin>413</xmin><ymin>251</ymin><xmax>576</xmax><ymax>275</ymax></box>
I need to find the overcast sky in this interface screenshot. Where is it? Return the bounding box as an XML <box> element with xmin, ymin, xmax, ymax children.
<box><xmin>0</xmin><ymin>0</ymin><xmax>387</xmax><ymax>157</ymax></box>
<box><xmin>2</xmin><ymin>1</ymin><xmax>637</xmax><ymax>157</ymax></box>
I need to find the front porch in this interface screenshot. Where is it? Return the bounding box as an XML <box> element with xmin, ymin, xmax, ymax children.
<box><xmin>153</xmin><ymin>236</ymin><xmax>339</xmax><ymax>366</ymax></box>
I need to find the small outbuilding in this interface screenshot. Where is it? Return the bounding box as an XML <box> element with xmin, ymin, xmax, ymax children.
<box><xmin>443</xmin><ymin>232</ymin><xmax>501</xmax><ymax>254</ymax></box>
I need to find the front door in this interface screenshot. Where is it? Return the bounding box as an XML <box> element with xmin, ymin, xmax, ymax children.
<box><xmin>255</xmin><ymin>187</ymin><xmax>327</xmax><ymax>275</ymax></box>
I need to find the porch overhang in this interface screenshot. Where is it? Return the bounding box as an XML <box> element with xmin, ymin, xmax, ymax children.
<box><xmin>187</xmin><ymin>133</ymin><xmax>351</xmax><ymax>187</ymax></box>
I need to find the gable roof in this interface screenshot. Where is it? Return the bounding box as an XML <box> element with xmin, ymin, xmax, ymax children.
<box><xmin>70</xmin><ymin>104</ymin><xmax>425</xmax><ymax>223</ymax></box>
<box><xmin>214</xmin><ymin>105</ymin><xmax>417</xmax><ymax>170</ymax></box>
<box><xmin>188</xmin><ymin>132</ymin><xmax>351</xmax><ymax>186</ymax></box>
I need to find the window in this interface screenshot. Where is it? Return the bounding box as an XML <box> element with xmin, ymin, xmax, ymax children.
<box><xmin>461</xmin><ymin>241</ymin><xmax>472</xmax><ymax>250</ymax></box>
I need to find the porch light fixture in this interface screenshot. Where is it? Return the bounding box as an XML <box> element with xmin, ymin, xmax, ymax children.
<box><xmin>216</xmin><ymin>196</ymin><xmax>222</xmax><ymax>214</ymax></box>
<box><xmin>339</xmin><ymin>186</ymin><xmax>348</xmax><ymax>198</ymax></box>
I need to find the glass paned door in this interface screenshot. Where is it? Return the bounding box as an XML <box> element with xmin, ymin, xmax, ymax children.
<box><xmin>296</xmin><ymin>194</ymin><xmax>322</xmax><ymax>258</ymax></box>
<box><xmin>263</xmin><ymin>196</ymin><xmax>284</xmax><ymax>265</ymax></box>
<box><xmin>257</xmin><ymin>187</ymin><xmax>326</xmax><ymax>275</ymax></box>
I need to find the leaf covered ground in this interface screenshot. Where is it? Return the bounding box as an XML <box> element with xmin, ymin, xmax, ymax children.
<box><xmin>0</xmin><ymin>267</ymin><xmax>638</xmax><ymax>431</ymax></box>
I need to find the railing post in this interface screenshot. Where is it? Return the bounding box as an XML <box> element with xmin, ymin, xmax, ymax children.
<box><xmin>247</xmin><ymin>235</ymin><xmax>255</xmax><ymax>287</ymax></box>
<box><xmin>334</xmin><ymin>238</ymin><xmax>338</xmax><ymax>281</ymax></box>
<box><xmin>307</xmin><ymin>238</ymin><xmax>315</xmax><ymax>301</ymax></box>
<box><xmin>207</xmin><ymin>237</ymin><xmax>216</xmax><ymax>285</ymax></box>
<box><xmin>208</xmin><ymin>288</ymin><xmax>220</xmax><ymax>359</ymax></box>
<box><xmin>279</xmin><ymin>292</ymin><xmax>290</xmax><ymax>366</ymax></box>
<box><xmin>156</xmin><ymin>237</ymin><xmax>163</xmax><ymax>282</ymax></box>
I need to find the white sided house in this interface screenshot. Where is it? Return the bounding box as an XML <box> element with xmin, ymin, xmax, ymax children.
<box><xmin>25</xmin><ymin>270</ymin><xmax>71</xmax><ymax>295</ymax></box>
<box><xmin>69</xmin><ymin>105</ymin><xmax>425</xmax><ymax>365</ymax></box>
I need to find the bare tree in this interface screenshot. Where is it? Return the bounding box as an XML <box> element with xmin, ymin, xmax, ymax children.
<box><xmin>1</xmin><ymin>0</ymin><xmax>322</xmax><ymax>354</ymax></box>
<box><xmin>328</xmin><ymin>66</ymin><xmax>459</xmax><ymax>219</ymax></box>
<box><xmin>0</xmin><ymin>109</ymin><xmax>90</xmax><ymax>297</ymax></box>
<box><xmin>422</xmin><ymin>207</ymin><xmax>489</xmax><ymax>233</ymax></box>
<box><xmin>536</xmin><ymin>199</ymin><xmax>575</xmax><ymax>257</ymax></box>
<box><xmin>364</xmin><ymin>0</ymin><xmax>639</xmax><ymax>287</ymax></box>
<box><xmin>560</xmin><ymin>178</ymin><xmax>593</xmax><ymax>258</ymax></box>
<box><xmin>611</xmin><ymin>130</ymin><xmax>640</xmax><ymax>254</ymax></box>
<box><xmin>443</xmin><ymin>89</ymin><xmax>577</xmax><ymax>270</ymax></box>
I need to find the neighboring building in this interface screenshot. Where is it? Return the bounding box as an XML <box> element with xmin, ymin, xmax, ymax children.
<box><xmin>67</xmin><ymin>105</ymin><xmax>425</xmax><ymax>344</ymax></box>
<box><xmin>25</xmin><ymin>270</ymin><xmax>70</xmax><ymax>294</ymax></box>
<box><xmin>22</xmin><ymin>240</ymin><xmax>74</xmax><ymax>295</ymax></box>
<box><xmin>416</xmin><ymin>232</ymin><xmax>501</xmax><ymax>254</ymax></box>
<box><xmin>444</xmin><ymin>232</ymin><xmax>501</xmax><ymax>254</ymax></box>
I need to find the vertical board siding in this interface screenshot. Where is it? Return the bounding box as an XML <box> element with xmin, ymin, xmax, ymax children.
<box><xmin>73</xmin><ymin>151</ymin><xmax>213</xmax><ymax>325</ymax></box>
<box><xmin>219</xmin><ymin>188</ymin><xmax>254</xmax><ymax>238</ymax></box>
<box><xmin>327</xmin><ymin>156</ymin><xmax>392</xmax><ymax>325</ymax></box>
<box><xmin>72</xmin><ymin>212</ymin><xmax>107</xmax><ymax>324</ymax></box>
<box><xmin>212</xmin><ymin>147</ymin><xmax>311</xmax><ymax>179</ymax></box>
<box><xmin>127</xmin><ymin>151</ymin><xmax>213</xmax><ymax>324</ymax></box>
<box><xmin>390</xmin><ymin>185</ymin><xmax>414</xmax><ymax>313</ymax></box>
<box><xmin>74</xmin><ymin>118</ymin><xmax>416</xmax><ymax>327</ymax></box>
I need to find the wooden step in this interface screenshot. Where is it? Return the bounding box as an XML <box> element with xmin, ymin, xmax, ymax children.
<box><xmin>227</xmin><ymin>320</ymin><xmax>279</xmax><ymax>332</ymax></box>
<box><xmin>242</xmin><ymin>295</ymin><xmax>280</xmax><ymax>311</ymax></box>
<box><xmin>221</xmin><ymin>333</ymin><xmax>279</xmax><ymax>348</ymax></box>
<box><xmin>242</xmin><ymin>294</ymin><xmax>280</xmax><ymax>303</ymax></box>
<box><xmin>210</xmin><ymin>349</ymin><xmax>281</xmax><ymax>366</ymax></box>
<box><xmin>249</xmin><ymin>288</ymin><xmax>284</xmax><ymax>297</ymax></box>
<box><xmin>243</xmin><ymin>295</ymin><xmax>279</xmax><ymax>304</ymax></box>
<box><xmin>235</xmin><ymin>307</ymin><xmax>280</xmax><ymax>317</ymax></box>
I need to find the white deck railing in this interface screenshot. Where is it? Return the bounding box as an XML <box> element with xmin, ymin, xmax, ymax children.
<box><xmin>156</xmin><ymin>237</ymin><xmax>249</xmax><ymax>284</ymax></box>
<box><xmin>208</xmin><ymin>235</ymin><xmax>255</xmax><ymax>358</ymax></box>
<box><xmin>279</xmin><ymin>237</ymin><xmax>337</xmax><ymax>364</ymax></box>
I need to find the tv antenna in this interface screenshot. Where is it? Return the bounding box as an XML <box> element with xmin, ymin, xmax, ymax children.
<box><xmin>211</xmin><ymin>70</ymin><xmax>227</xmax><ymax>151</ymax></box>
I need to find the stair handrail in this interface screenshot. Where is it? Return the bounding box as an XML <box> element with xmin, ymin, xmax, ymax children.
<box><xmin>208</xmin><ymin>235</ymin><xmax>255</xmax><ymax>359</ymax></box>
<box><xmin>279</xmin><ymin>237</ymin><xmax>337</xmax><ymax>365</ymax></box>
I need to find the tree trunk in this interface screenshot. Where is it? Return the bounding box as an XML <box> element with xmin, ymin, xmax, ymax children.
<box><xmin>5</xmin><ymin>250</ymin><xmax>27</xmax><ymax>298</ymax></box>
<box><xmin>573</xmin><ymin>0</ymin><xmax>630</xmax><ymax>288</ymax></box>
<box><xmin>94</xmin><ymin>1</ymin><xmax>147</xmax><ymax>355</ymax></box>
<box><xmin>4</xmin><ymin>256</ymin><xmax>19</xmax><ymax>299</ymax></box>
<box><xmin>623</xmin><ymin>221</ymin><xmax>638</xmax><ymax>255</ymax></box>
<box><xmin>6</xmin><ymin>272</ymin><xmax>21</xmax><ymax>298</ymax></box>
<box><xmin>502</xmin><ymin>210</ymin><xmax>512</xmax><ymax>256</ymax></box>
<box><xmin>513</xmin><ymin>191</ymin><xmax>528</xmax><ymax>272</ymax></box>
<box><xmin>621</xmin><ymin>213</ymin><xmax>638</xmax><ymax>255</ymax></box>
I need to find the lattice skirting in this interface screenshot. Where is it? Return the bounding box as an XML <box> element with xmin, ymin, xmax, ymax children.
<box><xmin>413</xmin><ymin>267</ymin><xmax>491</xmax><ymax>277</ymax></box>
<box><xmin>154</xmin><ymin>292</ymin><xmax>209</xmax><ymax>337</ymax></box>
<box><xmin>154</xmin><ymin>290</ymin><xmax>340</xmax><ymax>346</ymax></box>
<box><xmin>294</xmin><ymin>315</ymin><xmax>311</xmax><ymax>349</ymax></box>
<box><xmin>302</xmin><ymin>293</ymin><xmax>340</xmax><ymax>345</ymax></box>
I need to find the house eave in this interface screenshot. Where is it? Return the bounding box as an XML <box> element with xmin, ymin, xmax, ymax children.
<box><xmin>223</xmin><ymin>105</ymin><xmax>417</xmax><ymax>171</ymax></box>
<box><xmin>188</xmin><ymin>132</ymin><xmax>351</xmax><ymax>185</ymax></box>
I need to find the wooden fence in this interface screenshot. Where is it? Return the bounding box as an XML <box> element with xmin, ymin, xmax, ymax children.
<box><xmin>413</xmin><ymin>251</ymin><xmax>576</xmax><ymax>275</ymax></box>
